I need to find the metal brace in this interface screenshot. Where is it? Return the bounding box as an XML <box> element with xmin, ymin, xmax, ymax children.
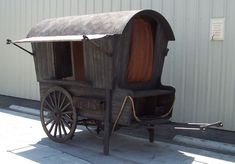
<box><xmin>6</xmin><ymin>39</ymin><xmax>34</xmax><ymax>56</ymax></box>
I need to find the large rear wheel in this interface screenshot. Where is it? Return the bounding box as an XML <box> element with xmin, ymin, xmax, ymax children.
<box><xmin>40</xmin><ymin>86</ymin><xmax>77</xmax><ymax>143</ymax></box>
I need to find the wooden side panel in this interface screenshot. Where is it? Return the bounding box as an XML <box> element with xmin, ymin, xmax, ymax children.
<box><xmin>153</xmin><ymin>25</ymin><xmax>168</xmax><ymax>85</ymax></box>
<box><xmin>115</xmin><ymin>23</ymin><xmax>133</xmax><ymax>88</ymax></box>
<box><xmin>83</xmin><ymin>37</ymin><xmax>113</xmax><ymax>89</ymax></box>
<box><xmin>73</xmin><ymin>96</ymin><xmax>105</xmax><ymax>120</ymax></box>
<box><xmin>39</xmin><ymin>82</ymin><xmax>132</xmax><ymax>125</ymax></box>
<box><xmin>71</xmin><ymin>41</ymin><xmax>85</xmax><ymax>81</ymax></box>
<box><xmin>39</xmin><ymin>82</ymin><xmax>105</xmax><ymax>100</ymax></box>
<box><xmin>111</xmin><ymin>88</ymin><xmax>133</xmax><ymax>125</ymax></box>
<box><xmin>111</xmin><ymin>35</ymin><xmax>122</xmax><ymax>88</ymax></box>
<box><xmin>32</xmin><ymin>43</ymin><xmax>55</xmax><ymax>81</ymax></box>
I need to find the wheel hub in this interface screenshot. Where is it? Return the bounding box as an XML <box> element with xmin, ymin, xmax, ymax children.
<box><xmin>54</xmin><ymin>111</ymin><xmax>62</xmax><ymax>120</ymax></box>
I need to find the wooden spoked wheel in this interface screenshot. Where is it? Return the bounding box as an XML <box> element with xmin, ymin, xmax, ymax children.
<box><xmin>40</xmin><ymin>86</ymin><xmax>77</xmax><ymax>143</ymax></box>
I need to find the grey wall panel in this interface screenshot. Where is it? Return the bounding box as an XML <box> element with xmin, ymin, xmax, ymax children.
<box><xmin>121</xmin><ymin>0</ymin><xmax>130</xmax><ymax>10</ymax></box>
<box><xmin>112</xmin><ymin>0</ymin><xmax>121</xmax><ymax>11</ymax></box>
<box><xmin>130</xmin><ymin>0</ymin><xmax>141</xmax><ymax>10</ymax></box>
<box><xmin>0</xmin><ymin>0</ymin><xmax>235</xmax><ymax>131</ymax></box>
<box><xmin>103</xmin><ymin>0</ymin><xmax>112</xmax><ymax>12</ymax></box>
<box><xmin>94</xmin><ymin>0</ymin><xmax>103</xmax><ymax>13</ymax></box>
<box><xmin>160</xmin><ymin>0</ymin><xmax>235</xmax><ymax>131</ymax></box>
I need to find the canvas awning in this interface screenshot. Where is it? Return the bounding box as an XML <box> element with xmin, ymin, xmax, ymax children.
<box><xmin>13</xmin><ymin>34</ymin><xmax>108</xmax><ymax>43</ymax></box>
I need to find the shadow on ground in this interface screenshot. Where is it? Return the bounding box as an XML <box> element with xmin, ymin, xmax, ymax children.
<box><xmin>0</xmin><ymin>106</ymin><xmax>234</xmax><ymax>164</ymax></box>
<box><xmin>10</xmin><ymin>129</ymin><xmax>235</xmax><ymax>164</ymax></box>
<box><xmin>9</xmin><ymin>131</ymin><xmax>194</xmax><ymax>164</ymax></box>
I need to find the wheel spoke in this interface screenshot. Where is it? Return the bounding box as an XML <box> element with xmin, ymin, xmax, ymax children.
<box><xmin>62</xmin><ymin>114</ymin><xmax>73</xmax><ymax>123</ymax></box>
<box><xmin>48</xmin><ymin>93</ymin><xmax>56</xmax><ymax>108</ymax></box>
<box><xmin>58</xmin><ymin>121</ymin><xmax>62</xmax><ymax>138</ymax></box>
<box><xmin>54</xmin><ymin>121</ymin><xmax>58</xmax><ymax>137</ymax></box>
<box><xmin>45</xmin><ymin>99</ymin><xmax>55</xmax><ymax>112</ymax></box>
<box><xmin>62</xmin><ymin>118</ymin><xmax>72</xmax><ymax>129</ymax></box>
<box><xmin>60</xmin><ymin>120</ymin><xmax>67</xmax><ymax>135</ymax></box>
<box><xmin>48</xmin><ymin>120</ymin><xmax>56</xmax><ymax>133</ymax></box>
<box><xmin>59</xmin><ymin>95</ymin><xmax>66</xmax><ymax>109</ymax></box>
<box><xmin>61</xmin><ymin>103</ymin><xmax>71</xmax><ymax>112</ymax></box>
<box><xmin>57</xmin><ymin>91</ymin><xmax>62</xmax><ymax>109</ymax></box>
<box><xmin>62</xmin><ymin>111</ymin><xmax>73</xmax><ymax>114</ymax></box>
<box><xmin>45</xmin><ymin>118</ymin><xmax>54</xmax><ymax>126</ymax></box>
<box><xmin>53</xmin><ymin>91</ymin><xmax>58</xmax><ymax>108</ymax></box>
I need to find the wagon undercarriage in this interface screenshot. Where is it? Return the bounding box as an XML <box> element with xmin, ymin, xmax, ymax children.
<box><xmin>39</xmin><ymin>85</ymin><xmax>222</xmax><ymax>155</ymax></box>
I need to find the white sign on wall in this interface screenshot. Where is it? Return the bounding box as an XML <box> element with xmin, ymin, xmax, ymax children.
<box><xmin>210</xmin><ymin>18</ymin><xmax>225</xmax><ymax>41</ymax></box>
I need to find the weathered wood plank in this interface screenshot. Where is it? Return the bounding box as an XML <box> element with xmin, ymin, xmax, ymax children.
<box><xmin>83</xmin><ymin>37</ymin><xmax>113</xmax><ymax>89</ymax></box>
<box><xmin>133</xmin><ymin>89</ymin><xmax>173</xmax><ymax>98</ymax></box>
<box><xmin>152</xmin><ymin>25</ymin><xmax>168</xmax><ymax>86</ymax></box>
<box><xmin>39</xmin><ymin>79</ymin><xmax>92</xmax><ymax>87</ymax></box>
<box><xmin>32</xmin><ymin>43</ymin><xmax>55</xmax><ymax>81</ymax></box>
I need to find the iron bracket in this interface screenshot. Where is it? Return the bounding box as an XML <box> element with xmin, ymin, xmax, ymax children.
<box><xmin>6</xmin><ymin>39</ymin><xmax>34</xmax><ymax>56</ymax></box>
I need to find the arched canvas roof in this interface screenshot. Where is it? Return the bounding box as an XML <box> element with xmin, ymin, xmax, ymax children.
<box><xmin>14</xmin><ymin>10</ymin><xmax>174</xmax><ymax>43</ymax></box>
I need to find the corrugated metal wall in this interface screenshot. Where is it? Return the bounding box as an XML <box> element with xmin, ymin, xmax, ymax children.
<box><xmin>0</xmin><ymin>0</ymin><xmax>235</xmax><ymax>131</ymax></box>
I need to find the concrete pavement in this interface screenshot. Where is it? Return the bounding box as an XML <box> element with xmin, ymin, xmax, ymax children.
<box><xmin>0</xmin><ymin>108</ymin><xmax>234</xmax><ymax>164</ymax></box>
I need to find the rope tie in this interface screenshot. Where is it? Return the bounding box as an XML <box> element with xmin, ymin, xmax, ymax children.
<box><xmin>112</xmin><ymin>96</ymin><xmax>141</xmax><ymax>133</ymax></box>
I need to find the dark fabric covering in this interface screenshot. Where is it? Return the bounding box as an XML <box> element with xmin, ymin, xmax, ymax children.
<box><xmin>127</xmin><ymin>18</ymin><xmax>154</xmax><ymax>82</ymax></box>
<box><xmin>27</xmin><ymin>10</ymin><xmax>174</xmax><ymax>40</ymax></box>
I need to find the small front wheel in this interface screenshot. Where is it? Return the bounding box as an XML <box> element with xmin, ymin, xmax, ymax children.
<box><xmin>40</xmin><ymin>86</ymin><xmax>77</xmax><ymax>143</ymax></box>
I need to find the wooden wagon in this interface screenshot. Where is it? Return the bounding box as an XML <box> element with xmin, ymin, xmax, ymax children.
<box><xmin>7</xmin><ymin>10</ymin><xmax>222</xmax><ymax>155</ymax></box>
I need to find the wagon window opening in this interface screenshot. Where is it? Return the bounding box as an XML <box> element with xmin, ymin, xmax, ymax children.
<box><xmin>127</xmin><ymin>17</ymin><xmax>155</xmax><ymax>82</ymax></box>
<box><xmin>53</xmin><ymin>42</ymin><xmax>73</xmax><ymax>79</ymax></box>
<box><xmin>52</xmin><ymin>41</ymin><xmax>85</xmax><ymax>81</ymax></box>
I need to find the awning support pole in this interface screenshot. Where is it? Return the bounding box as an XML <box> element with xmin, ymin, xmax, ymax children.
<box><xmin>6</xmin><ymin>39</ymin><xmax>34</xmax><ymax>56</ymax></box>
